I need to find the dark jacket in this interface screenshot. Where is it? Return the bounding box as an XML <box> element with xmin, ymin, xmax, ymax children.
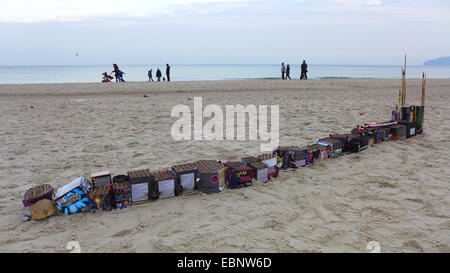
<box><xmin>156</xmin><ymin>69</ymin><xmax>162</xmax><ymax>77</ymax></box>
<box><xmin>166</xmin><ymin>66</ymin><xmax>170</xmax><ymax>75</ymax></box>
<box><xmin>301</xmin><ymin>63</ymin><xmax>308</xmax><ymax>71</ymax></box>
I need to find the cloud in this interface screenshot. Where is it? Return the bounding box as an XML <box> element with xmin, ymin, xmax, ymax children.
<box><xmin>0</xmin><ymin>0</ymin><xmax>253</xmax><ymax>23</ymax></box>
<box><xmin>366</xmin><ymin>0</ymin><xmax>381</xmax><ymax>5</ymax></box>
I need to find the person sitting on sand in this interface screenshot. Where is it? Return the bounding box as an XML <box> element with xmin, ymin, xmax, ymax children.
<box><xmin>156</xmin><ymin>68</ymin><xmax>162</xmax><ymax>82</ymax></box>
<box><xmin>300</xmin><ymin>60</ymin><xmax>308</xmax><ymax>80</ymax></box>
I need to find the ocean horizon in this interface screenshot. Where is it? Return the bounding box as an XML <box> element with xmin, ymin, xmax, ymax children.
<box><xmin>1</xmin><ymin>64</ymin><xmax>449</xmax><ymax>84</ymax></box>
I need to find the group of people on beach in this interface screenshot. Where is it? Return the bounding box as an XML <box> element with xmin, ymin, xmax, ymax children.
<box><xmin>102</xmin><ymin>61</ymin><xmax>308</xmax><ymax>82</ymax></box>
<box><xmin>147</xmin><ymin>64</ymin><xmax>171</xmax><ymax>82</ymax></box>
<box><xmin>102</xmin><ymin>64</ymin><xmax>126</xmax><ymax>82</ymax></box>
<box><xmin>281</xmin><ymin>60</ymin><xmax>308</xmax><ymax>80</ymax></box>
<box><xmin>102</xmin><ymin>63</ymin><xmax>171</xmax><ymax>83</ymax></box>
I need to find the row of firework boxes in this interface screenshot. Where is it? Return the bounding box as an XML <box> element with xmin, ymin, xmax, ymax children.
<box><xmin>53</xmin><ymin>116</ymin><xmax>422</xmax><ymax>214</ymax></box>
<box><xmin>53</xmin><ymin>157</ymin><xmax>280</xmax><ymax>214</ymax></box>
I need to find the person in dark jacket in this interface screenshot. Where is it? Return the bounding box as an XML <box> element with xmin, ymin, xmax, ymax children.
<box><xmin>156</xmin><ymin>68</ymin><xmax>162</xmax><ymax>82</ymax></box>
<box><xmin>300</xmin><ymin>60</ymin><xmax>308</xmax><ymax>80</ymax></box>
<box><xmin>286</xmin><ymin>64</ymin><xmax>291</xmax><ymax>80</ymax></box>
<box><xmin>166</xmin><ymin>64</ymin><xmax>171</xmax><ymax>82</ymax></box>
<box><xmin>281</xmin><ymin>63</ymin><xmax>286</xmax><ymax>80</ymax></box>
<box><xmin>148</xmin><ymin>69</ymin><xmax>154</xmax><ymax>82</ymax></box>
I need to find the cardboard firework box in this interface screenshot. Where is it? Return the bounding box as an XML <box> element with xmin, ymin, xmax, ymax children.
<box><xmin>127</xmin><ymin>169</ymin><xmax>158</xmax><ymax>204</ymax></box>
<box><xmin>317</xmin><ymin>137</ymin><xmax>344</xmax><ymax>158</ymax></box>
<box><xmin>390</xmin><ymin>124</ymin><xmax>407</xmax><ymax>140</ymax></box>
<box><xmin>379</xmin><ymin>126</ymin><xmax>393</xmax><ymax>142</ymax></box>
<box><xmin>150</xmin><ymin>170</ymin><xmax>176</xmax><ymax>199</ymax></box>
<box><xmin>308</xmin><ymin>144</ymin><xmax>329</xmax><ymax>162</ymax></box>
<box><xmin>399</xmin><ymin>105</ymin><xmax>419</xmax><ymax>138</ymax></box>
<box><xmin>330</xmin><ymin>133</ymin><xmax>363</xmax><ymax>153</ymax></box>
<box><xmin>171</xmin><ymin>163</ymin><xmax>198</xmax><ymax>195</ymax></box>
<box><xmin>274</xmin><ymin>146</ymin><xmax>293</xmax><ymax>169</ymax></box>
<box><xmin>224</xmin><ymin>162</ymin><xmax>253</xmax><ymax>189</ymax></box>
<box><xmin>275</xmin><ymin>146</ymin><xmax>305</xmax><ymax>169</ymax></box>
<box><xmin>88</xmin><ymin>185</ymin><xmax>113</xmax><ymax>212</ymax></box>
<box><xmin>112</xmin><ymin>175</ymin><xmax>132</xmax><ymax>209</ymax></box>
<box><xmin>257</xmin><ymin>154</ymin><xmax>279</xmax><ymax>178</ymax></box>
<box><xmin>397</xmin><ymin>120</ymin><xmax>416</xmax><ymax>138</ymax></box>
<box><xmin>297</xmin><ymin>146</ymin><xmax>314</xmax><ymax>166</ymax></box>
<box><xmin>350</xmin><ymin>128</ymin><xmax>370</xmax><ymax>151</ymax></box>
<box><xmin>247</xmin><ymin>161</ymin><xmax>269</xmax><ymax>183</ymax></box>
<box><xmin>240</xmin><ymin>156</ymin><xmax>269</xmax><ymax>182</ymax></box>
<box><xmin>90</xmin><ymin>171</ymin><xmax>112</xmax><ymax>188</ymax></box>
<box><xmin>194</xmin><ymin>160</ymin><xmax>226</xmax><ymax>194</ymax></box>
<box><xmin>241</xmin><ymin>156</ymin><xmax>260</xmax><ymax>165</ymax></box>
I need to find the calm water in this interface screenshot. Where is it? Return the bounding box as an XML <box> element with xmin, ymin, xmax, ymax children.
<box><xmin>0</xmin><ymin>64</ymin><xmax>449</xmax><ymax>84</ymax></box>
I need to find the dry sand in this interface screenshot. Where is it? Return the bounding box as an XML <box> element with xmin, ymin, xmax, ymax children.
<box><xmin>0</xmin><ymin>79</ymin><xmax>449</xmax><ymax>253</ymax></box>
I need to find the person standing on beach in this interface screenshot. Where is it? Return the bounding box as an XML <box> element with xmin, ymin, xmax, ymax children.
<box><xmin>286</xmin><ymin>64</ymin><xmax>291</xmax><ymax>80</ymax></box>
<box><xmin>148</xmin><ymin>69</ymin><xmax>154</xmax><ymax>82</ymax></box>
<box><xmin>156</xmin><ymin>68</ymin><xmax>162</xmax><ymax>82</ymax></box>
<box><xmin>300</xmin><ymin>60</ymin><xmax>308</xmax><ymax>80</ymax></box>
<box><xmin>281</xmin><ymin>63</ymin><xmax>286</xmax><ymax>80</ymax></box>
<box><xmin>112</xmin><ymin>64</ymin><xmax>120</xmax><ymax>82</ymax></box>
<box><xmin>166</xmin><ymin>64</ymin><xmax>171</xmax><ymax>82</ymax></box>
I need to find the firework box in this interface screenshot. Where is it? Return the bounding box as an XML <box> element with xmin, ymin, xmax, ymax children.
<box><xmin>88</xmin><ymin>185</ymin><xmax>113</xmax><ymax>212</ymax></box>
<box><xmin>112</xmin><ymin>175</ymin><xmax>131</xmax><ymax>209</ymax></box>
<box><xmin>306</xmin><ymin>146</ymin><xmax>315</xmax><ymax>166</ymax></box>
<box><xmin>397</xmin><ymin>120</ymin><xmax>416</xmax><ymax>138</ymax></box>
<box><xmin>317</xmin><ymin>137</ymin><xmax>343</xmax><ymax>158</ymax></box>
<box><xmin>390</xmin><ymin>124</ymin><xmax>407</xmax><ymax>140</ymax></box>
<box><xmin>248</xmin><ymin>161</ymin><xmax>269</xmax><ymax>183</ymax></box>
<box><xmin>308</xmin><ymin>144</ymin><xmax>329</xmax><ymax>161</ymax></box>
<box><xmin>257</xmin><ymin>154</ymin><xmax>278</xmax><ymax>178</ymax></box>
<box><xmin>274</xmin><ymin>146</ymin><xmax>293</xmax><ymax>169</ymax></box>
<box><xmin>54</xmin><ymin>176</ymin><xmax>91</xmax><ymax>214</ymax></box>
<box><xmin>171</xmin><ymin>163</ymin><xmax>198</xmax><ymax>195</ymax></box>
<box><xmin>275</xmin><ymin>146</ymin><xmax>305</xmax><ymax>169</ymax></box>
<box><xmin>54</xmin><ymin>176</ymin><xmax>90</xmax><ymax>202</ymax></box>
<box><xmin>224</xmin><ymin>162</ymin><xmax>253</xmax><ymax>189</ymax></box>
<box><xmin>149</xmin><ymin>170</ymin><xmax>176</xmax><ymax>199</ymax></box>
<box><xmin>241</xmin><ymin>156</ymin><xmax>259</xmax><ymax>165</ymax></box>
<box><xmin>415</xmin><ymin>106</ymin><xmax>424</xmax><ymax>134</ymax></box>
<box><xmin>194</xmin><ymin>160</ymin><xmax>226</xmax><ymax>194</ymax></box>
<box><xmin>91</xmin><ymin>171</ymin><xmax>112</xmax><ymax>188</ymax></box>
<box><xmin>23</xmin><ymin>184</ymin><xmax>54</xmax><ymax>207</ymax></box>
<box><xmin>127</xmin><ymin>169</ymin><xmax>158</xmax><ymax>203</ymax></box>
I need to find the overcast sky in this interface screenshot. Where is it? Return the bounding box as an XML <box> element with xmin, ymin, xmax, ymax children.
<box><xmin>0</xmin><ymin>0</ymin><xmax>449</xmax><ymax>65</ymax></box>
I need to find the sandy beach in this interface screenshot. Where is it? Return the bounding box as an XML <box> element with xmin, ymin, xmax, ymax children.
<box><xmin>0</xmin><ymin>78</ymin><xmax>449</xmax><ymax>253</ymax></box>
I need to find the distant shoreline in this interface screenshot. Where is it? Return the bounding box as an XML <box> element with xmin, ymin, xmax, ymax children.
<box><xmin>1</xmin><ymin>76</ymin><xmax>450</xmax><ymax>86</ymax></box>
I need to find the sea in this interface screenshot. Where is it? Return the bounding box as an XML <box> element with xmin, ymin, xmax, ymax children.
<box><xmin>0</xmin><ymin>64</ymin><xmax>449</xmax><ymax>84</ymax></box>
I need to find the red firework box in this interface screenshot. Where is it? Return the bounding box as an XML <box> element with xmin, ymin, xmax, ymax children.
<box><xmin>224</xmin><ymin>161</ymin><xmax>253</xmax><ymax>189</ymax></box>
